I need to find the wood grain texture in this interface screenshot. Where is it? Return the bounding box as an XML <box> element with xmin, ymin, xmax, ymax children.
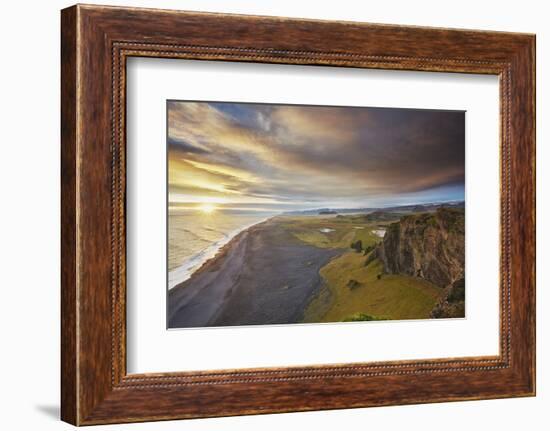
<box><xmin>60</xmin><ymin>4</ymin><xmax>536</xmax><ymax>425</ymax></box>
<box><xmin>60</xmin><ymin>5</ymin><xmax>78</xmax><ymax>425</ymax></box>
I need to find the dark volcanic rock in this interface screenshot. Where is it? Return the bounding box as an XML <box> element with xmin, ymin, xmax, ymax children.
<box><xmin>431</xmin><ymin>277</ymin><xmax>466</xmax><ymax>318</ymax></box>
<box><xmin>375</xmin><ymin>208</ymin><xmax>465</xmax><ymax>288</ymax></box>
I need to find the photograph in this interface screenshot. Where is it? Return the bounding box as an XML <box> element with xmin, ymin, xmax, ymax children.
<box><xmin>167</xmin><ymin>101</ymin><xmax>466</xmax><ymax>328</ymax></box>
<box><xmin>40</xmin><ymin>1</ymin><xmax>538</xmax><ymax>426</ymax></box>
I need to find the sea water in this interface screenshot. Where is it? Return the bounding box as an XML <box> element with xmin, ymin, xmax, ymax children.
<box><xmin>168</xmin><ymin>210</ymin><xmax>277</xmax><ymax>289</ymax></box>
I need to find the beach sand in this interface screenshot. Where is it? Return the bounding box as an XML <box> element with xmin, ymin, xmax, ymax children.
<box><xmin>168</xmin><ymin>218</ymin><xmax>343</xmax><ymax>328</ymax></box>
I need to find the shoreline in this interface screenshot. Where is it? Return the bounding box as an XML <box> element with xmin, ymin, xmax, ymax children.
<box><xmin>168</xmin><ymin>215</ymin><xmax>276</xmax><ymax>289</ymax></box>
<box><xmin>168</xmin><ymin>217</ymin><xmax>344</xmax><ymax>328</ymax></box>
<box><xmin>175</xmin><ymin>221</ymin><xmax>258</xmax><ymax>288</ymax></box>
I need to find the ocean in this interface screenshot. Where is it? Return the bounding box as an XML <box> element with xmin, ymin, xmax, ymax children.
<box><xmin>168</xmin><ymin>210</ymin><xmax>277</xmax><ymax>289</ymax></box>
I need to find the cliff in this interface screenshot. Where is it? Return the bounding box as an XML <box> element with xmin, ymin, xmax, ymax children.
<box><xmin>375</xmin><ymin>208</ymin><xmax>465</xmax><ymax>289</ymax></box>
<box><xmin>430</xmin><ymin>277</ymin><xmax>465</xmax><ymax>318</ymax></box>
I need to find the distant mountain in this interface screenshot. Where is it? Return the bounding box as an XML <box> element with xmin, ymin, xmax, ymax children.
<box><xmin>380</xmin><ymin>201</ymin><xmax>465</xmax><ymax>213</ymax></box>
<box><xmin>283</xmin><ymin>201</ymin><xmax>465</xmax><ymax>216</ymax></box>
<box><xmin>283</xmin><ymin>207</ymin><xmax>374</xmax><ymax>215</ymax></box>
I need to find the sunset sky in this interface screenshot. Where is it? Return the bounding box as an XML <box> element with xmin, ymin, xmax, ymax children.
<box><xmin>167</xmin><ymin>101</ymin><xmax>465</xmax><ymax>212</ymax></box>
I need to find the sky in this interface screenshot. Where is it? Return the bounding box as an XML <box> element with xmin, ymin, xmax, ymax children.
<box><xmin>167</xmin><ymin>100</ymin><xmax>465</xmax><ymax>212</ymax></box>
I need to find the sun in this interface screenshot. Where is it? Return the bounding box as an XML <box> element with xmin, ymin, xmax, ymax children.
<box><xmin>198</xmin><ymin>203</ymin><xmax>216</xmax><ymax>214</ymax></box>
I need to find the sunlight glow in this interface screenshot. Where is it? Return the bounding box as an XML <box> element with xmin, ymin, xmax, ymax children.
<box><xmin>198</xmin><ymin>204</ymin><xmax>216</xmax><ymax>214</ymax></box>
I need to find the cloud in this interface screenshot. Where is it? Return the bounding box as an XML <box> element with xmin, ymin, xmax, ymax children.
<box><xmin>168</xmin><ymin>137</ymin><xmax>210</xmax><ymax>155</ymax></box>
<box><xmin>167</xmin><ymin>101</ymin><xmax>464</xmax><ymax>209</ymax></box>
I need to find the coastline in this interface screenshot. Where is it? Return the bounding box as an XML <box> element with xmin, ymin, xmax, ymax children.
<box><xmin>168</xmin><ymin>217</ymin><xmax>344</xmax><ymax>328</ymax></box>
<box><xmin>168</xmin><ymin>215</ymin><xmax>275</xmax><ymax>289</ymax></box>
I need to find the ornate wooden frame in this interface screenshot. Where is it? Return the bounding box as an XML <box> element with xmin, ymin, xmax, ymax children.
<box><xmin>61</xmin><ymin>4</ymin><xmax>536</xmax><ymax>425</ymax></box>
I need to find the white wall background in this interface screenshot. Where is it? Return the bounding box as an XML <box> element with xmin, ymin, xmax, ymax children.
<box><xmin>0</xmin><ymin>0</ymin><xmax>546</xmax><ymax>429</ymax></box>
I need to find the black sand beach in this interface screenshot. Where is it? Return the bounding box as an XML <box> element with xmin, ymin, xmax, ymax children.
<box><xmin>168</xmin><ymin>218</ymin><xmax>343</xmax><ymax>328</ymax></box>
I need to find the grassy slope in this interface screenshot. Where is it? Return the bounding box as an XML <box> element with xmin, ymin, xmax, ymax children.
<box><xmin>303</xmin><ymin>253</ymin><xmax>441</xmax><ymax>322</ymax></box>
<box><xmin>277</xmin><ymin>214</ymin><xmax>442</xmax><ymax>323</ymax></box>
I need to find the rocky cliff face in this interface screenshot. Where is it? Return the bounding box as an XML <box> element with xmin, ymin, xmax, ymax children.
<box><xmin>431</xmin><ymin>277</ymin><xmax>465</xmax><ymax>318</ymax></box>
<box><xmin>376</xmin><ymin>208</ymin><xmax>465</xmax><ymax>289</ymax></box>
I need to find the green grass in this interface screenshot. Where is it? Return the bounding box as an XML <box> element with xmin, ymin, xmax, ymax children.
<box><xmin>342</xmin><ymin>313</ymin><xmax>387</xmax><ymax>322</ymax></box>
<box><xmin>303</xmin><ymin>253</ymin><xmax>442</xmax><ymax>323</ymax></box>
<box><xmin>277</xmin><ymin>215</ymin><xmax>384</xmax><ymax>250</ymax></box>
<box><xmin>275</xmin><ymin>214</ymin><xmax>443</xmax><ymax>323</ymax></box>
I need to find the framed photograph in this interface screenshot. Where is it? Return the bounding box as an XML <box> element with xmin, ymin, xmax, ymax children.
<box><xmin>61</xmin><ymin>4</ymin><xmax>536</xmax><ymax>425</ymax></box>
<box><xmin>165</xmin><ymin>100</ymin><xmax>467</xmax><ymax>329</ymax></box>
